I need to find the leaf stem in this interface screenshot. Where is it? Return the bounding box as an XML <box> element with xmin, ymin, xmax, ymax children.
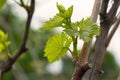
<box><xmin>72</xmin><ymin>37</ymin><xmax>78</xmax><ymax>61</ymax></box>
<box><xmin>64</xmin><ymin>47</ymin><xmax>72</xmax><ymax>54</ymax></box>
<box><xmin>64</xmin><ymin>46</ymin><xmax>78</xmax><ymax>61</ymax></box>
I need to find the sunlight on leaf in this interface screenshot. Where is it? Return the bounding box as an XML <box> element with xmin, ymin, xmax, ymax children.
<box><xmin>44</xmin><ymin>33</ymin><xmax>72</xmax><ymax>63</ymax></box>
<box><xmin>41</xmin><ymin>15</ymin><xmax>64</xmax><ymax>30</ymax></box>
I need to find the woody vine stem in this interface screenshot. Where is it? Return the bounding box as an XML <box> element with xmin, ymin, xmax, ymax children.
<box><xmin>0</xmin><ymin>0</ymin><xmax>35</xmax><ymax>79</ymax></box>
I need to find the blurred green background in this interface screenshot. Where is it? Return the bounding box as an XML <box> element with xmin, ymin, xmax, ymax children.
<box><xmin>0</xmin><ymin>3</ymin><xmax>119</xmax><ymax>80</ymax></box>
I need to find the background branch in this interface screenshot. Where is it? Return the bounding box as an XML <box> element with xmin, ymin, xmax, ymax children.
<box><xmin>11</xmin><ymin>0</ymin><xmax>35</xmax><ymax>64</ymax></box>
<box><xmin>105</xmin><ymin>12</ymin><xmax>120</xmax><ymax>48</ymax></box>
<box><xmin>0</xmin><ymin>0</ymin><xmax>35</xmax><ymax>74</ymax></box>
<box><xmin>108</xmin><ymin>0</ymin><xmax>120</xmax><ymax>24</ymax></box>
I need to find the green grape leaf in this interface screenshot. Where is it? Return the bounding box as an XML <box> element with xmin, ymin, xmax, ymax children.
<box><xmin>63</xmin><ymin>22</ymin><xmax>82</xmax><ymax>37</ymax></box>
<box><xmin>64</xmin><ymin>29</ymin><xmax>79</xmax><ymax>37</ymax></box>
<box><xmin>40</xmin><ymin>15</ymin><xmax>64</xmax><ymax>30</ymax></box>
<box><xmin>40</xmin><ymin>3</ymin><xmax>73</xmax><ymax>30</ymax></box>
<box><xmin>64</xmin><ymin>5</ymin><xmax>73</xmax><ymax>19</ymax></box>
<box><xmin>72</xmin><ymin>22</ymin><xmax>80</xmax><ymax>31</ymax></box>
<box><xmin>56</xmin><ymin>2</ymin><xmax>65</xmax><ymax>13</ymax></box>
<box><xmin>0</xmin><ymin>0</ymin><xmax>6</xmax><ymax>10</ymax></box>
<box><xmin>44</xmin><ymin>33</ymin><xmax>72</xmax><ymax>63</ymax></box>
<box><xmin>78</xmin><ymin>17</ymin><xmax>100</xmax><ymax>42</ymax></box>
<box><xmin>57</xmin><ymin>5</ymin><xmax>73</xmax><ymax>19</ymax></box>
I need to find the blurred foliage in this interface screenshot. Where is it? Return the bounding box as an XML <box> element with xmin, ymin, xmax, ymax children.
<box><xmin>0</xmin><ymin>3</ymin><xmax>119</xmax><ymax>80</ymax></box>
<box><xmin>0</xmin><ymin>0</ymin><xmax>7</xmax><ymax>10</ymax></box>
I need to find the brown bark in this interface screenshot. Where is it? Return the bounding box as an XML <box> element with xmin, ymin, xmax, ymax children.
<box><xmin>71</xmin><ymin>42</ymin><xmax>92</xmax><ymax>80</ymax></box>
<box><xmin>0</xmin><ymin>0</ymin><xmax>35</xmax><ymax>75</ymax></box>
<box><xmin>71</xmin><ymin>0</ymin><xmax>120</xmax><ymax>80</ymax></box>
<box><xmin>87</xmin><ymin>0</ymin><xmax>120</xmax><ymax>80</ymax></box>
<box><xmin>71</xmin><ymin>0</ymin><xmax>102</xmax><ymax>80</ymax></box>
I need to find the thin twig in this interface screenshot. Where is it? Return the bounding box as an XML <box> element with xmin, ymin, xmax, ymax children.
<box><xmin>11</xmin><ymin>0</ymin><xmax>35</xmax><ymax>65</ymax></box>
<box><xmin>0</xmin><ymin>0</ymin><xmax>35</xmax><ymax>74</ymax></box>
<box><xmin>64</xmin><ymin>47</ymin><xmax>78</xmax><ymax>61</ymax></box>
<box><xmin>108</xmin><ymin>0</ymin><xmax>120</xmax><ymax>23</ymax></box>
<box><xmin>105</xmin><ymin>12</ymin><xmax>120</xmax><ymax>48</ymax></box>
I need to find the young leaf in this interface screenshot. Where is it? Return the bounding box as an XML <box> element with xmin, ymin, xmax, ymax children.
<box><xmin>64</xmin><ymin>5</ymin><xmax>73</xmax><ymax>19</ymax></box>
<box><xmin>64</xmin><ymin>29</ymin><xmax>79</xmax><ymax>37</ymax></box>
<box><xmin>44</xmin><ymin>33</ymin><xmax>72</xmax><ymax>63</ymax></box>
<box><xmin>40</xmin><ymin>15</ymin><xmax>64</xmax><ymax>30</ymax></box>
<box><xmin>78</xmin><ymin>18</ymin><xmax>100</xmax><ymax>42</ymax></box>
<box><xmin>56</xmin><ymin>2</ymin><xmax>65</xmax><ymax>13</ymax></box>
<box><xmin>0</xmin><ymin>0</ymin><xmax>6</xmax><ymax>10</ymax></box>
<box><xmin>40</xmin><ymin>3</ymin><xmax>73</xmax><ymax>30</ymax></box>
<box><xmin>63</xmin><ymin>21</ymin><xmax>84</xmax><ymax>37</ymax></box>
<box><xmin>57</xmin><ymin>5</ymin><xmax>73</xmax><ymax>19</ymax></box>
